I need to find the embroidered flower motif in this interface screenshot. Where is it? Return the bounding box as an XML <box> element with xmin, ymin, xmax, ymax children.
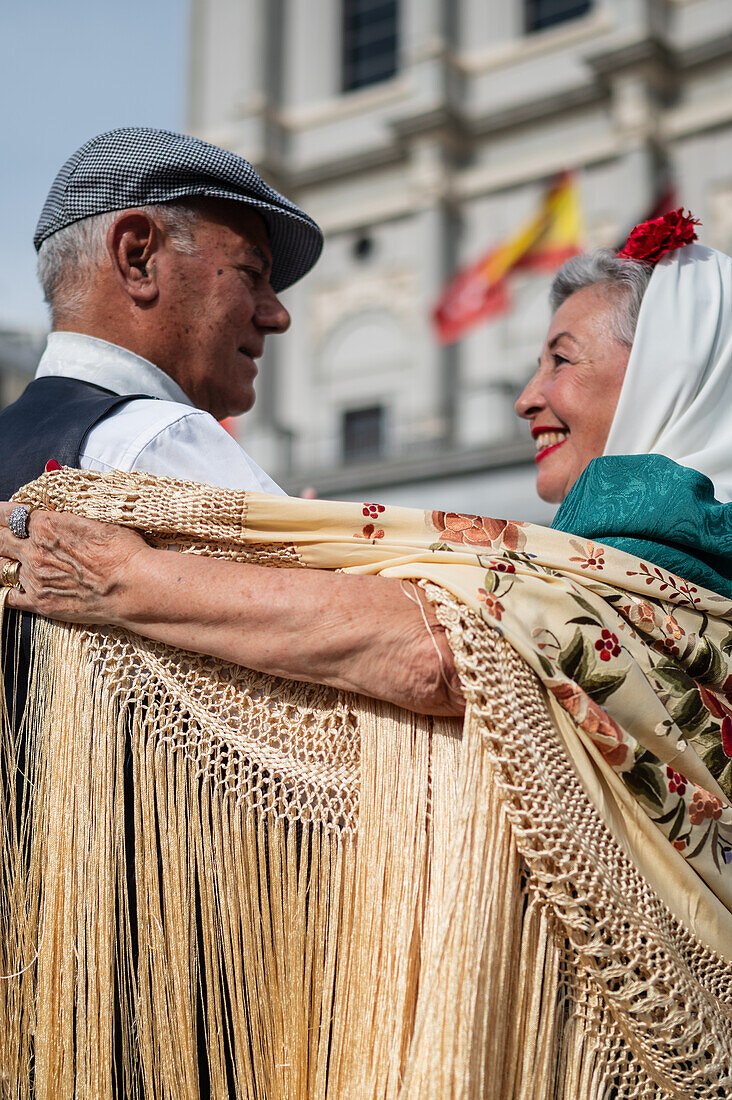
<box><xmin>627</xmin><ymin>599</ymin><xmax>656</xmax><ymax>630</ymax></box>
<box><xmin>546</xmin><ymin>679</ymin><xmax>634</xmax><ymax>771</ymax></box>
<box><xmin>673</xmin><ymin>839</ymin><xmax>687</xmax><ymax>852</ymax></box>
<box><xmin>663</xmin><ymin>612</ymin><xmax>684</xmax><ymax>640</ymax></box>
<box><xmin>568</xmin><ymin>540</ymin><xmax>605</xmax><ymax>570</ymax></box>
<box><xmin>477</xmin><ymin>590</ymin><xmax>505</xmax><ymax>621</ymax></box>
<box><xmin>355</xmin><ymin>523</ymin><xmax>384</xmax><ymax>540</ymax></box>
<box><xmin>689</xmin><ymin>788</ymin><xmax>724</xmax><ymax>825</ymax></box>
<box><xmin>362</xmin><ymin>503</ymin><xmax>385</xmax><ymax>520</ymax></box>
<box><xmin>594</xmin><ymin>629</ymin><xmax>621</xmax><ymax>662</ymax></box>
<box><xmin>431</xmin><ymin>512</ymin><xmax>526</xmax><ymax>551</ymax></box>
<box><xmin>488</xmin><ymin>560</ymin><xmax>516</xmax><ymax>574</ymax></box>
<box><xmin>666</xmin><ymin>766</ymin><xmax>687</xmax><ymax>796</ymax></box>
<box><xmin>617</xmin><ymin>208</ymin><xmax>700</xmax><ymax>265</ymax></box>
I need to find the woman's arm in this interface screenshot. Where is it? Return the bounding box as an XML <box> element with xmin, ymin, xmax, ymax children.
<box><xmin>0</xmin><ymin>505</ymin><xmax>464</xmax><ymax>716</ymax></box>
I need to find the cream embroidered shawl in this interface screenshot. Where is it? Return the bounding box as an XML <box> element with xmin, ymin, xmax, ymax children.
<box><xmin>1</xmin><ymin>469</ymin><xmax>732</xmax><ymax>1099</ymax></box>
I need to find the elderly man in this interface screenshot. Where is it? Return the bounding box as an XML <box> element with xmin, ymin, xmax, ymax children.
<box><xmin>0</xmin><ymin>126</ymin><xmax>323</xmax><ymax>499</ymax></box>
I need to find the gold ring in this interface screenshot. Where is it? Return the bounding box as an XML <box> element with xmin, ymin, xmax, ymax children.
<box><xmin>1</xmin><ymin>560</ymin><xmax>21</xmax><ymax>588</ymax></box>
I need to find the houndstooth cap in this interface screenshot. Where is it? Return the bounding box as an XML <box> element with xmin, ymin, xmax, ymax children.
<box><xmin>34</xmin><ymin>126</ymin><xmax>324</xmax><ymax>292</ymax></box>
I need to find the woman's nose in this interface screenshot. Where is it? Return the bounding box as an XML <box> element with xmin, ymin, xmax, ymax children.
<box><xmin>515</xmin><ymin>372</ymin><xmax>545</xmax><ymax>420</ymax></box>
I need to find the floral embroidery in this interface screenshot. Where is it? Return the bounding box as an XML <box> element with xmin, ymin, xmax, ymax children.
<box><xmin>595</xmin><ymin>629</ymin><xmax>621</xmax><ymax>661</ymax></box>
<box><xmin>689</xmin><ymin>788</ymin><xmax>724</xmax><ymax>824</ymax></box>
<box><xmin>666</xmin><ymin>766</ymin><xmax>687</xmax><ymax>796</ymax></box>
<box><xmin>477</xmin><ymin>590</ymin><xmax>504</xmax><ymax>621</ymax></box>
<box><xmin>625</xmin><ymin>562</ymin><xmax>701</xmax><ymax>607</ymax></box>
<box><xmin>627</xmin><ymin>599</ymin><xmax>656</xmax><ymax>631</ymax></box>
<box><xmin>546</xmin><ymin>678</ymin><xmax>634</xmax><ymax>771</ymax></box>
<box><xmin>362</xmin><ymin>503</ymin><xmax>385</xmax><ymax>520</ymax></box>
<box><xmin>663</xmin><ymin>613</ymin><xmax>684</xmax><ymax>640</ymax></box>
<box><xmin>568</xmin><ymin>540</ymin><xmax>605</xmax><ymax>570</ymax></box>
<box><xmin>432</xmin><ymin>512</ymin><xmax>526</xmax><ymax>551</ymax></box>
<box><xmin>354</xmin><ymin>523</ymin><xmax>384</xmax><ymax>540</ymax></box>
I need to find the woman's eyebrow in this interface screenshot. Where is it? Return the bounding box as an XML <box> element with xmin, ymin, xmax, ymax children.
<box><xmin>548</xmin><ymin>331</ymin><xmax>578</xmax><ymax>350</ymax></box>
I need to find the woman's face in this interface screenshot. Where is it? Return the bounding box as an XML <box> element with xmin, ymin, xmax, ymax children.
<box><xmin>515</xmin><ymin>285</ymin><xmax>631</xmax><ymax>503</ymax></box>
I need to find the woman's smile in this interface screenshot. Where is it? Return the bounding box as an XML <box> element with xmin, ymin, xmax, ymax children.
<box><xmin>532</xmin><ymin>427</ymin><xmax>570</xmax><ymax>463</ymax></box>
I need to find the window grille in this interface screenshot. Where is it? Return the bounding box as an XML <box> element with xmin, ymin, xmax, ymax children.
<box><xmin>342</xmin><ymin>405</ymin><xmax>385</xmax><ymax>462</ymax></box>
<box><xmin>525</xmin><ymin>0</ymin><xmax>591</xmax><ymax>33</ymax></box>
<box><xmin>343</xmin><ymin>0</ymin><xmax>398</xmax><ymax>92</ymax></box>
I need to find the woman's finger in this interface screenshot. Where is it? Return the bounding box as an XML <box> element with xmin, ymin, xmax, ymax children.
<box><xmin>0</xmin><ymin>554</ymin><xmax>32</xmax><ymax>611</ymax></box>
<box><xmin>0</xmin><ymin>523</ymin><xmax>33</xmax><ymax>564</ymax></box>
<box><xmin>0</xmin><ymin>502</ymin><xmax>35</xmax><ymax>527</ymax></box>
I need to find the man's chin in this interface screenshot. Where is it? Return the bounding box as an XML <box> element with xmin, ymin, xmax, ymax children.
<box><xmin>217</xmin><ymin>393</ymin><xmax>256</xmax><ymax>420</ymax></box>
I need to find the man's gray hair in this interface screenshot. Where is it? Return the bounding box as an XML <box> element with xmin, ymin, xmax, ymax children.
<box><xmin>37</xmin><ymin>202</ymin><xmax>203</xmax><ymax>324</ymax></box>
<box><xmin>549</xmin><ymin>248</ymin><xmax>654</xmax><ymax>348</ymax></box>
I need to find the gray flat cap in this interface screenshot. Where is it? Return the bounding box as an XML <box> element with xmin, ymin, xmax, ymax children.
<box><xmin>34</xmin><ymin>126</ymin><xmax>323</xmax><ymax>292</ymax></box>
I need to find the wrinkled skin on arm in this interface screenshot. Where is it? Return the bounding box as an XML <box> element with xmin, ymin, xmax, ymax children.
<box><xmin>0</xmin><ymin>504</ymin><xmax>464</xmax><ymax>717</ymax></box>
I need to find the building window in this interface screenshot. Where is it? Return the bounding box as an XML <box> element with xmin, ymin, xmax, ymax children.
<box><xmin>342</xmin><ymin>0</ymin><xmax>398</xmax><ymax>92</ymax></box>
<box><xmin>342</xmin><ymin>405</ymin><xmax>385</xmax><ymax>463</ymax></box>
<box><xmin>525</xmin><ymin>0</ymin><xmax>591</xmax><ymax>33</ymax></box>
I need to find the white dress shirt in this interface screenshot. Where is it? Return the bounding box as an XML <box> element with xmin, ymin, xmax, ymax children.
<box><xmin>35</xmin><ymin>332</ymin><xmax>283</xmax><ymax>493</ymax></box>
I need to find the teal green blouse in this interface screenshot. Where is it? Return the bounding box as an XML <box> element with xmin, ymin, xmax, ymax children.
<box><xmin>551</xmin><ymin>455</ymin><xmax>732</xmax><ymax>600</ymax></box>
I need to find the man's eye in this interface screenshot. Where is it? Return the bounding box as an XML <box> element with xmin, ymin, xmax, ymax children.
<box><xmin>238</xmin><ymin>266</ymin><xmax>263</xmax><ymax>282</ymax></box>
<box><xmin>553</xmin><ymin>354</ymin><xmax>569</xmax><ymax>367</ymax></box>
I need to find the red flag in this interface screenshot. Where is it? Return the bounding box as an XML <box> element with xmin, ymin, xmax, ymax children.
<box><xmin>432</xmin><ymin>173</ymin><xmax>583</xmax><ymax>344</ymax></box>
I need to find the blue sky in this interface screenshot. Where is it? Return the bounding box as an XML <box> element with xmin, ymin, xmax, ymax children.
<box><xmin>0</xmin><ymin>0</ymin><xmax>188</xmax><ymax>331</ymax></box>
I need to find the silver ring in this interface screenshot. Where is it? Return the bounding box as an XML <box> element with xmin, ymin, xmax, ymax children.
<box><xmin>8</xmin><ymin>506</ymin><xmax>30</xmax><ymax>540</ymax></box>
<box><xmin>1</xmin><ymin>560</ymin><xmax>21</xmax><ymax>588</ymax></box>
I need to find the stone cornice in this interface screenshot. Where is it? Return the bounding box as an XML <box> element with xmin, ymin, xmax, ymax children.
<box><xmin>280</xmin><ymin>438</ymin><xmax>536</xmax><ymax>496</ymax></box>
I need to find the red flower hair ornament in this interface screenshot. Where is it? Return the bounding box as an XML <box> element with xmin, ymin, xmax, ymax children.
<box><xmin>617</xmin><ymin>208</ymin><xmax>700</xmax><ymax>265</ymax></box>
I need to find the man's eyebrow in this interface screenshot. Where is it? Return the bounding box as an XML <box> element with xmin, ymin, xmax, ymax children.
<box><xmin>548</xmin><ymin>331</ymin><xmax>577</xmax><ymax>350</ymax></box>
<box><xmin>243</xmin><ymin>244</ymin><xmax>271</xmax><ymax>273</ymax></box>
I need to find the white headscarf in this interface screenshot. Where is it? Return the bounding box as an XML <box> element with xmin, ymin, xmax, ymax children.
<box><xmin>603</xmin><ymin>243</ymin><xmax>732</xmax><ymax>502</ymax></box>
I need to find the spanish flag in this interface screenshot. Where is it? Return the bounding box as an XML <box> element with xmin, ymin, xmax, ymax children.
<box><xmin>433</xmin><ymin>173</ymin><xmax>583</xmax><ymax>344</ymax></box>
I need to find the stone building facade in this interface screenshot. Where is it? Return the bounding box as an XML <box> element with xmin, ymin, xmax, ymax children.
<box><xmin>188</xmin><ymin>0</ymin><xmax>732</xmax><ymax>520</ymax></box>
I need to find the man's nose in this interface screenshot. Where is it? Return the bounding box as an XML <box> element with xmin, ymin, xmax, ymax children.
<box><xmin>256</xmin><ymin>287</ymin><xmax>291</xmax><ymax>334</ymax></box>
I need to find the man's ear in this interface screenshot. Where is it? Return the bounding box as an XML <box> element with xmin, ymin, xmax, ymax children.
<box><xmin>107</xmin><ymin>211</ymin><xmax>161</xmax><ymax>304</ymax></box>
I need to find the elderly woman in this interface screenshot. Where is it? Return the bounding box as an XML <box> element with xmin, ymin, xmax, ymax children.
<box><xmin>1</xmin><ymin>211</ymin><xmax>731</xmax><ymax>704</ymax></box>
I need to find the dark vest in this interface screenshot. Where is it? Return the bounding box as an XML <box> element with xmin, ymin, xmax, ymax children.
<box><xmin>0</xmin><ymin>375</ymin><xmax>149</xmax><ymax>499</ymax></box>
<box><xmin>0</xmin><ymin>375</ymin><xmax>224</xmax><ymax>1096</ymax></box>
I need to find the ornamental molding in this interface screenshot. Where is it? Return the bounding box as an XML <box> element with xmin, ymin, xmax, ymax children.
<box><xmin>310</xmin><ymin>269</ymin><xmax>419</xmax><ymax>346</ymax></box>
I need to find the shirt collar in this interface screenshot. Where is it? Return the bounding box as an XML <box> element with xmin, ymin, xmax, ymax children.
<box><xmin>35</xmin><ymin>332</ymin><xmax>194</xmax><ymax>407</ymax></box>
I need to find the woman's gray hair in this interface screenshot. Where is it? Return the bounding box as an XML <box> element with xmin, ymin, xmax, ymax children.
<box><xmin>37</xmin><ymin>202</ymin><xmax>203</xmax><ymax>324</ymax></box>
<box><xmin>549</xmin><ymin>248</ymin><xmax>654</xmax><ymax>348</ymax></box>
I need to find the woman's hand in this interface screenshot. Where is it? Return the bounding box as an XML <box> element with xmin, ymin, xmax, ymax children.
<box><xmin>0</xmin><ymin>503</ymin><xmax>151</xmax><ymax>624</ymax></box>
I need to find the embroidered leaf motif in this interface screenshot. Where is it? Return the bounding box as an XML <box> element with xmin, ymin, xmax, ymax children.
<box><xmin>686</xmin><ymin>636</ymin><xmax>725</xmax><ymax>686</ymax></box>
<box><xmin>569</xmin><ymin>593</ymin><xmax>602</xmax><ymax>622</ymax></box>
<box><xmin>582</xmin><ymin>669</ymin><xmax>628</xmax><ymax>706</ymax></box>
<box><xmin>558</xmin><ymin>629</ymin><xmax>587</xmax><ymax>682</ymax></box>
<box><xmin>717</xmin><ymin>760</ymin><xmax>732</xmax><ymax>801</ymax></box>
<box><xmin>668</xmin><ymin>800</ymin><xmax>687</xmax><ymax>843</ymax></box>
<box><xmin>648</xmin><ymin>659</ymin><xmax>696</xmax><ymax>697</ymax></box>
<box><xmin>567</xmin><ymin>616</ymin><xmax>602</xmax><ymax>627</ymax></box>
<box><xmin>721</xmin><ymin>629</ymin><xmax>732</xmax><ymax>655</ymax></box>
<box><xmin>483</xmin><ymin>570</ymin><xmax>498</xmax><ymax>595</ymax></box>
<box><xmin>699</xmin><ymin>742</ymin><xmax>729</xmax><ymax>790</ymax></box>
<box><xmin>623</xmin><ymin>761</ymin><xmax>666</xmax><ymax>810</ymax></box>
<box><xmin>536</xmin><ymin>652</ymin><xmax>555</xmax><ymax>678</ymax></box>
<box><xmin>428</xmin><ymin>542</ymin><xmax>455</xmax><ymax>552</ymax></box>
<box><xmin>670</xmin><ymin>689</ymin><xmax>708</xmax><ymax>738</ymax></box>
